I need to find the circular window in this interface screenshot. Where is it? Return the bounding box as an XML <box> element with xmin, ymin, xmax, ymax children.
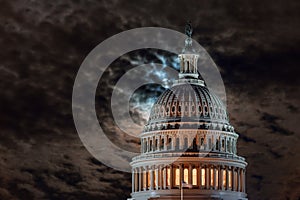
<box><xmin>172</xmin><ymin>106</ymin><xmax>175</xmax><ymax>112</ymax></box>
<box><xmin>204</xmin><ymin>106</ymin><xmax>208</xmax><ymax>113</ymax></box>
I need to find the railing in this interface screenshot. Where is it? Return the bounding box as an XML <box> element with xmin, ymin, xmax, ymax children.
<box><xmin>132</xmin><ymin>152</ymin><xmax>246</xmax><ymax>162</ymax></box>
<box><xmin>173</xmin><ymin>78</ymin><xmax>205</xmax><ymax>86</ymax></box>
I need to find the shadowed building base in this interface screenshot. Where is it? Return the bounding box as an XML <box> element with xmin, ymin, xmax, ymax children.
<box><xmin>131</xmin><ymin>188</ymin><xmax>247</xmax><ymax>200</ymax></box>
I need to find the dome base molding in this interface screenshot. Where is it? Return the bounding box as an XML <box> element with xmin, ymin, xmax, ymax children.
<box><xmin>131</xmin><ymin>189</ymin><xmax>247</xmax><ymax>200</ymax></box>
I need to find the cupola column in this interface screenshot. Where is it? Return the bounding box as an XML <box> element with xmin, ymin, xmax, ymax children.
<box><xmin>145</xmin><ymin>166</ymin><xmax>149</xmax><ymax>190</ymax></box>
<box><xmin>138</xmin><ymin>167</ymin><xmax>142</xmax><ymax>192</ymax></box>
<box><xmin>199</xmin><ymin>165</ymin><xmax>202</xmax><ymax>189</ymax></box>
<box><xmin>231</xmin><ymin>167</ymin><xmax>235</xmax><ymax>191</ymax></box>
<box><xmin>169</xmin><ymin>164</ymin><xmax>174</xmax><ymax>189</ymax></box>
<box><xmin>237</xmin><ymin>168</ymin><xmax>240</xmax><ymax>192</ymax></box>
<box><xmin>158</xmin><ymin>165</ymin><xmax>162</xmax><ymax>189</ymax></box>
<box><xmin>206</xmin><ymin>165</ymin><xmax>210</xmax><ymax>189</ymax></box>
<box><xmin>150</xmin><ymin>166</ymin><xmax>154</xmax><ymax>190</ymax></box>
<box><xmin>226</xmin><ymin>166</ymin><xmax>229</xmax><ymax>190</ymax></box>
<box><xmin>132</xmin><ymin>169</ymin><xmax>134</xmax><ymax>193</ymax></box>
<box><xmin>158</xmin><ymin>136</ymin><xmax>161</xmax><ymax>151</ymax></box>
<box><xmin>213</xmin><ymin>166</ymin><xmax>217</xmax><ymax>189</ymax></box>
<box><xmin>243</xmin><ymin>169</ymin><xmax>246</xmax><ymax>193</ymax></box>
<box><xmin>155</xmin><ymin>166</ymin><xmax>159</xmax><ymax>190</ymax></box>
<box><xmin>164</xmin><ymin>135</ymin><xmax>167</xmax><ymax>151</ymax></box>
<box><xmin>220</xmin><ymin>166</ymin><xmax>224</xmax><ymax>190</ymax></box>
<box><xmin>163</xmin><ymin>165</ymin><xmax>167</xmax><ymax>189</ymax></box>
<box><xmin>180</xmin><ymin>164</ymin><xmax>183</xmax><ymax>185</ymax></box>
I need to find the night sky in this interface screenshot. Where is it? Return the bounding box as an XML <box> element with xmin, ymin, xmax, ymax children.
<box><xmin>1</xmin><ymin>0</ymin><xmax>300</xmax><ymax>199</ymax></box>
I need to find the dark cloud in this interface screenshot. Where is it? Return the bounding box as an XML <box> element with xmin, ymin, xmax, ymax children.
<box><xmin>261</xmin><ymin>112</ymin><xmax>295</xmax><ymax>136</ymax></box>
<box><xmin>0</xmin><ymin>0</ymin><xmax>300</xmax><ymax>199</ymax></box>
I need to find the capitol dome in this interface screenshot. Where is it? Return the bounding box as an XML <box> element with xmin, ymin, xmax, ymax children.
<box><xmin>148</xmin><ymin>82</ymin><xmax>229</xmax><ymax>126</ymax></box>
<box><xmin>129</xmin><ymin>24</ymin><xmax>247</xmax><ymax>200</ymax></box>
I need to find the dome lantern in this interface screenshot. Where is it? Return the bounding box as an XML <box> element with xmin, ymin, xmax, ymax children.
<box><xmin>179</xmin><ymin>22</ymin><xmax>199</xmax><ymax>79</ymax></box>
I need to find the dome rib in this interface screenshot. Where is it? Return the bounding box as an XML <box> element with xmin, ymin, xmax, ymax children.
<box><xmin>147</xmin><ymin>83</ymin><xmax>229</xmax><ymax>126</ymax></box>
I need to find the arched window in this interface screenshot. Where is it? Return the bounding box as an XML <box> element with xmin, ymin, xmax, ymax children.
<box><xmin>200</xmin><ymin>137</ymin><xmax>204</xmax><ymax>147</ymax></box>
<box><xmin>175</xmin><ymin>168</ymin><xmax>180</xmax><ymax>186</ymax></box>
<box><xmin>192</xmin><ymin>168</ymin><xmax>197</xmax><ymax>185</ymax></box>
<box><xmin>184</xmin><ymin>137</ymin><xmax>188</xmax><ymax>149</ymax></box>
<box><xmin>216</xmin><ymin>139</ymin><xmax>219</xmax><ymax>151</ymax></box>
<box><xmin>184</xmin><ymin>168</ymin><xmax>189</xmax><ymax>183</ymax></box>
<box><xmin>150</xmin><ymin>140</ymin><xmax>153</xmax><ymax>151</ymax></box>
<box><xmin>221</xmin><ymin>139</ymin><xmax>225</xmax><ymax>151</ymax></box>
<box><xmin>227</xmin><ymin>140</ymin><xmax>230</xmax><ymax>152</ymax></box>
<box><xmin>155</xmin><ymin>139</ymin><xmax>158</xmax><ymax>151</ymax></box>
<box><xmin>210</xmin><ymin>106</ymin><xmax>213</xmax><ymax>113</ymax></box>
<box><xmin>176</xmin><ymin>138</ymin><xmax>180</xmax><ymax>150</ymax></box>
<box><xmin>204</xmin><ymin>106</ymin><xmax>208</xmax><ymax>114</ymax></box>
<box><xmin>201</xmin><ymin>168</ymin><xmax>205</xmax><ymax>186</ymax></box>
<box><xmin>144</xmin><ymin>141</ymin><xmax>148</xmax><ymax>153</ymax></box>
<box><xmin>161</xmin><ymin>139</ymin><xmax>164</xmax><ymax>150</ymax></box>
<box><xmin>168</xmin><ymin>138</ymin><xmax>172</xmax><ymax>150</ymax></box>
<box><xmin>193</xmin><ymin>138</ymin><xmax>197</xmax><ymax>150</ymax></box>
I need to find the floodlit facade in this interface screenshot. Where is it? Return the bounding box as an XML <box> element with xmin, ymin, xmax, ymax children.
<box><xmin>129</xmin><ymin>28</ymin><xmax>247</xmax><ymax>200</ymax></box>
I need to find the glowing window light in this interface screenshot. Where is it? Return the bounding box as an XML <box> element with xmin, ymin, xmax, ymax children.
<box><xmin>216</xmin><ymin>169</ymin><xmax>219</xmax><ymax>188</ymax></box>
<box><xmin>167</xmin><ymin>168</ymin><xmax>171</xmax><ymax>186</ymax></box>
<box><xmin>210</xmin><ymin>168</ymin><xmax>214</xmax><ymax>187</ymax></box>
<box><xmin>147</xmin><ymin>171</ymin><xmax>151</xmax><ymax>188</ymax></box>
<box><xmin>222</xmin><ymin>170</ymin><xmax>226</xmax><ymax>188</ymax></box>
<box><xmin>175</xmin><ymin>168</ymin><xmax>180</xmax><ymax>186</ymax></box>
<box><xmin>192</xmin><ymin>168</ymin><xmax>197</xmax><ymax>185</ymax></box>
<box><xmin>228</xmin><ymin>170</ymin><xmax>232</xmax><ymax>188</ymax></box>
<box><xmin>184</xmin><ymin>168</ymin><xmax>189</xmax><ymax>183</ymax></box>
<box><xmin>201</xmin><ymin>168</ymin><xmax>205</xmax><ymax>186</ymax></box>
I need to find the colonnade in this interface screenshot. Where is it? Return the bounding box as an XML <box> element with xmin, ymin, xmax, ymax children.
<box><xmin>141</xmin><ymin>132</ymin><xmax>237</xmax><ymax>154</ymax></box>
<box><xmin>132</xmin><ymin>164</ymin><xmax>246</xmax><ymax>194</ymax></box>
<box><xmin>179</xmin><ymin>54</ymin><xmax>198</xmax><ymax>74</ymax></box>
